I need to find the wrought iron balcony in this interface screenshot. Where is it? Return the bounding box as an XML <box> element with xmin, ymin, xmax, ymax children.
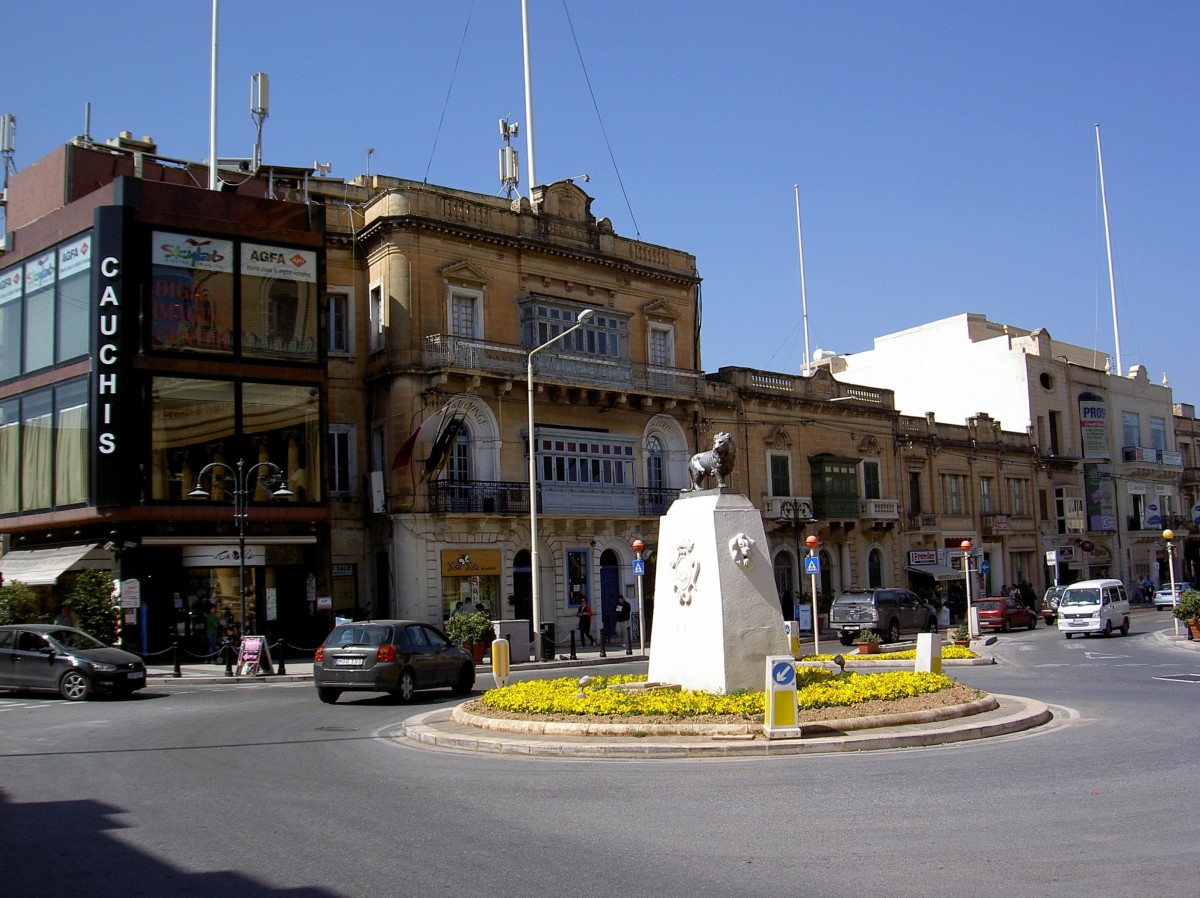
<box><xmin>908</xmin><ymin>512</ymin><xmax>939</xmax><ymax>532</ymax></box>
<box><xmin>428</xmin><ymin>480</ymin><xmax>531</xmax><ymax>515</ymax></box>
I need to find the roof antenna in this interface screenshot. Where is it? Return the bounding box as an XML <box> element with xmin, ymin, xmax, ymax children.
<box><xmin>498</xmin><ymin>117</ymin><xmax>520</xmax><ymax>200</ymax></box>
<box><xmin>250</xmin><ymin>72</ymin><xmax>269</xmax><ymax>173</ymax></box>
<box><xmin>1</xmin><ymin>113</ymin><xmax>15</xmax><ymax>189</ymax></box>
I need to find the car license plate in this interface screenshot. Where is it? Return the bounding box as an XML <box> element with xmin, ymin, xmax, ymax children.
<box><xmin>334</xmin><ymin>657</ymin><xmax>363</xmax><ymax>667</ymax></box>
<box><xmin>128</xmin><ymin>671</ymin><xmax>144</xmax><ymax>679</ymax></box>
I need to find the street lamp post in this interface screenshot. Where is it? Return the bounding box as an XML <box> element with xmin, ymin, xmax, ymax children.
<box><xmin>527</xmin><ymin>308</ymin><xmax>595</xmax><ymax>661</ymax></box>
<box><xmin>961</xmin><ymin>539</ymin><xmax>975</xmax><ymax>637</ymax></box>
<box><xmin>776</xmin><ymin>499</ymin><xmax>816</xmax><ymax>650</ymax></box>
<box><xmin>189</xmin><ymin>458</ymin><xmax>292</xmax><ymax>638</ymax></box>
<box><xmin>1164</xmin><ymin>528</ymin><xmax>1179</xmax><ymax>637</ymax></box>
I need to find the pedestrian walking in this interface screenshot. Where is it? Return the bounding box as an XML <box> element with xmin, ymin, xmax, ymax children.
<box><xmin>576</xmin><ymin>600</ymin><xmax>596</xmax><ymax>646</ymax></box>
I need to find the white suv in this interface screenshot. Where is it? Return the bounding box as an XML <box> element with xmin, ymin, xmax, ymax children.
<box><xmin>1057</xmin><ymin>579</ymin><xmax>1130</xmax><ymax>638</ymax></box>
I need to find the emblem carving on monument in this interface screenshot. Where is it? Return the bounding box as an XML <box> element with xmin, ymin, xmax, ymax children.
<box><xmin>671</xmin><ymin>539</ymin><xmax>700</xmax><ymax>605</ymax></box>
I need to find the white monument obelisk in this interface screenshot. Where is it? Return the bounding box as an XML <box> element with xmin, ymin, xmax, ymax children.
<box><xmin>647</xmin><ymin>487</ymin><xmax>790</xmax><ymax>694</ymax></box>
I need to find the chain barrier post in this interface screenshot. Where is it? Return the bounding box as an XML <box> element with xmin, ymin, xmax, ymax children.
<box><xmin>276</xmin><ymin>640</ymin><xmax>287</xmax><ymax>675</ymax></box>
<box><xmin>172</xmin><ymin>642</ymin><xmax>182</xmax><ymax>678</ymax></box>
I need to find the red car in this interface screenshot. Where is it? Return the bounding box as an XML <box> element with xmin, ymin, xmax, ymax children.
<box><xmin>971</xmin><ymin>597</ymin><xmax>1038</xmax><ymax>632</ymax></box>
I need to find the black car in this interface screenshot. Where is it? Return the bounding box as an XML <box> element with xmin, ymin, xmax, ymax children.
<box><xmin>313</xmin><ymin>619</ymin><xmax>475</xmax><ymax>704</ymax></box>
<box><xmin>0</xmin><ymin>624</ymin><xmax>147</xmax><ymax>701</ymax></box>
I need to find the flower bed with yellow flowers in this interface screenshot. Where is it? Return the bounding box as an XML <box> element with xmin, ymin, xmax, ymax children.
<box><xmin>476</xmin><ymin>669</ymin><xmax>974</xmax><ymax>723</ymax></box>
<box><xmin>800</xmin><ymin>644</ymin><xmax>978</xmax><ymax>662</ymax></box>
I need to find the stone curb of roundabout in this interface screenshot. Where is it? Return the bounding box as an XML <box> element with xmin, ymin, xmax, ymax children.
<box><xmin>396</xmin><ymin>692</ymin><xmax>1051</xmax><ymax>758</ymax></box>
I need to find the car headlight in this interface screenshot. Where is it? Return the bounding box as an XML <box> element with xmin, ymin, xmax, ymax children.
<box><xmin>89</xmin><ymin>662</ymin><xmax>118</xmax><ymax>672</ymax></box>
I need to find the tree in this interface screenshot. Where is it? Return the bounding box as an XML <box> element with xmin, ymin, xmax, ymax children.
<box><xmin>67</xmin><ymin>568</ymin><xmax>119</xmax><ymax>644</ymax></box>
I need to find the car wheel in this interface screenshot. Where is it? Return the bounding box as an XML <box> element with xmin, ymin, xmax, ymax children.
<box><xmin>392</xmin><ymin>668</ymin><xmax>416</xmax><ymax>703</ymax></box>
<box><xmin>1103</xmin><ymin>620</ymin><xmax>1113</xmax><ymax>637</ymax></box>
<box><xmin>59</xmin><ymin>670</ymin><xmax>92</xmax><ymax>702</ymax></box>
<box><xmin>1028</xmin><ymin>616</ymin><xmax>1037</xmax><ymax>630</ymax></box>
<box><xmin>1064</xmin><ymin>632</ymin><xmax>1072</xmax><ymax>639</ymax></box>
<box><xmin>450</xmin><ymin>663</ymin><xmax>475</xmax><ymax>696</ymax></box>
<box><xmin>839</xmin><ymin>634</ymin><xmax>855</xmax><ymax>646</ymax></box>
<box><xmin>1002</xmin><ymin>619</ymin><xmax>1011</xmax><ymax>633</ymax></box>
<box><xmin>317</xmin><ymin>687</ymin><xmax>341</xmax><ymax>704</ymax></box>
<box><xmin>887</xmin><ymin>621</ymin><xmax>901</xmax><ymax>643</ymax></box>
<box><xmin>1120</xmin><ymin>617</ymin><xmax>1129</xmax><ymax>636</ymax></box>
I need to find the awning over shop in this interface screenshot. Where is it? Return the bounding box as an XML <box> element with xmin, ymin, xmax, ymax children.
<box><xmin>906</xmin><ymin>563</ymin><xmax>962</xmax><ymax>582</ymax></box>
<box><xmin>0</xmin><ymin>544</ymin><xmax>99</xmax><ymax>586</ymax></box>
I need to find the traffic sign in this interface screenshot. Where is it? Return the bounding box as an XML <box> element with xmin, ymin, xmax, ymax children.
<box><xmin>804</xmin><ymin>556</ymin><xmax>820</xmax><ymax>575</ymax></box>
<box><xmin>632</xmin><ymin>559</ymin><xmax>645</xmax><ymax>576</ymax></box>
<box><xmin>980</xmin><ymin>560</ymin><xmax>991</xmax><ymax>574</ymax></box>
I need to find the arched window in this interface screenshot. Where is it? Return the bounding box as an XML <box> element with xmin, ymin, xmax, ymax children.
<box><xmin>646</xmin><ymin>435</ymin><xmax>665</xmax><ymax>491</ymax></box>
<box><xmin>774</xmin><ymin>550</ymin><xmax>795</xmax><ymax>610</ymax></box>
<box><xmin>868</xmin><ymin>548</ymin><xmax>883</xmax><ymax>588</ymax></box>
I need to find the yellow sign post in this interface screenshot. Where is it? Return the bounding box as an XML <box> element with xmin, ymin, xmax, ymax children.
<box><xmin>762</xmin><ymin>656</ymin><xmax>802</xmax><ymax>739</ymax></box>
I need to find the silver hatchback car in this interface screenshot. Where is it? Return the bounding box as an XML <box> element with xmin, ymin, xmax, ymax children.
<box><xmin>313</xmin><ymin>620</ymin><xmax>475</xmax><ymax>704</ymax></box>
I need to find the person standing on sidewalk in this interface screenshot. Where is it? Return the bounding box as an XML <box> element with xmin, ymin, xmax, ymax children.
<box><xmin>614</xmin><ymin>595</ymin><xmax>632</xmax><ymax>646</ymax></box>
<box><xmin>576</xmin><ymin>600</ymin><xmax>596</xmax><ymax>646</ymax></box>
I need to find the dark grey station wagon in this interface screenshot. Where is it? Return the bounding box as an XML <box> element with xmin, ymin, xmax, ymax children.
<box><xmin>313</xmin><ymin>620</ymin><xmax>475</xmax><ymax>704</ymax></box>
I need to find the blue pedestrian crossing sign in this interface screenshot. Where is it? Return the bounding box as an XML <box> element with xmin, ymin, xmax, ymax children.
<box><xmin>804</xmin><ymin>556</ymin><xmax>820</xmax><ymax>575</ymax></box>
<box><xmin>632</xmin><ymin>559</ymin><xmax>645</xmax><ymax>576</ymax></box>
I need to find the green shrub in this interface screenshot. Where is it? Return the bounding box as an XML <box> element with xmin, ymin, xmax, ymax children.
<box><xmin>0</xmin><ymin>581</ymin><xmax>41</xmax><ymax>625</ymax></box>
<box><xmin>67</xmin><ymin>568</ymin><xmax>119</xmax><ymax>644</ymax></box>
<box><xmin>1172</xmin><ymin>589</ymin><xmax>1200</xmax><ymax>622</ymax></box>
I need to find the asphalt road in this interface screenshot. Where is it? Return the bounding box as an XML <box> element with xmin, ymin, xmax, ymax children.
<box><xmin>0</xmin><ymin>608</ymin><xmax>1196</xmax><ymax>898</ymax></box>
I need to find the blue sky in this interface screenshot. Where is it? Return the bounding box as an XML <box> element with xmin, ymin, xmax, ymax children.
<box><xmin>5</xmin><ymin>1</ymin><xmax>1198</xmax><ymax>414</ymax></box>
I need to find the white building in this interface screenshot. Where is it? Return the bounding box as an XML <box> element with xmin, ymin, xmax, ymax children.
<box><xmin>816</xmin><ymin>313</ymin><xmax>1182</xmax><ymax>586</ymax></box>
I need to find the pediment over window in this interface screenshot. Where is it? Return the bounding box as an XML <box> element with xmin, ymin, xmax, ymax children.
<box><xmin>857</xmin><ymin>435</ymin><xmax>882</xmax><ymax>456</ymax></box>
<box><xmin>764</xmin><ymin>425</ymin><xmax>793</xmax><ymax>450</ymax></box>
<box><xmin>641</xmin><ymin>298</ymin><xmax>679</xmax><ymax>323</ymax></box>
<box><xmin>439</xmin><ymin>260</ymin><xmax>490</xmax><ymax>287</ymax></box>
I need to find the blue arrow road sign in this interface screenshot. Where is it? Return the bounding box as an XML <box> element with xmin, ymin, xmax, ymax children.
<box><xmin>980</xmin><ymin>560</ymin><xmax>991</xmax><ymax>574</ymax></box>
<box><xmin>804</xmin><ymin>556</ymin><xmax>820</xmax><ymax>575</ymax></box>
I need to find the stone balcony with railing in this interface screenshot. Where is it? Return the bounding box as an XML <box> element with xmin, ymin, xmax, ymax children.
<box><xmin>423</xmin><ymin>334</ymin><xmax>704</xmax><ymax>399</ymax></box>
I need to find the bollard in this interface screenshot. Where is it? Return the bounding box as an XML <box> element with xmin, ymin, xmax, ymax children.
<box><xmin>276</xmin><ymin>641</ymin><xmax>287</xmax><ymax>675</ymax></box>
<box><xmin>569</xmin><ymin>630</ymin><xmax>577</xmax><ymax>660</ymax></box>
<box><xmin>625</xmin><ymin>625</ymin><xmax>632</xmax><ymax>655</ymax></box>
<box><xmin>599</xmin><ymin>626</ymin><xmax>607</xmax><ymax>658</ymax></box>
<box><xmin>172</xmin><ymin>642</ymin><xmax>182</xmax><ymax>678</ymax></box>
<box><xmin>223</xmin><ymin>642</ymin><xmax>234</xmax><ymax>677</ymax></box>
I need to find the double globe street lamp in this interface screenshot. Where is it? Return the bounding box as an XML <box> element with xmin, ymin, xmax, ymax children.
<box><xmin>189</xmin><ymin>458</ymin><xmax>293</xmax><ymax>638</ymax></box>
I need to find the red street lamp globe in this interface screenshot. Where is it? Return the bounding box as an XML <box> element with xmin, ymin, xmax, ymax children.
<box><xmin>632</xmin><ymin>538</ymin><xmax>645</xmax><ymax>554</ymax></box>
<box><xmin>805</xmin><ymin>535</ymin><xmax>819</xmax><ymax>549</ymax></box>
<box><xmin>960</xmin><ymin>539</ymin><xmax>973</xmax><ymax>552</ymax></box>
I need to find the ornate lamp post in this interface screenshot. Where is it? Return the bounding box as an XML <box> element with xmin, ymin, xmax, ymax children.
<box><xmin>527</xmin><ymin>308</ymin><xmax>595</xmax><ymax>660</ymax></box>
<box><xmin>189</xmin><ymin>458</ymin><xmax>292</xmax><ymax>637</ymax></box>
<box><xmin>776</xmin><ymin>498</ymin><xmax>816</xmax><ymax>648</ymax></box>
<box><xmin>1163</xmin><ymin>528</ymin><xmax>1179</xmax><ymax>637</ymax></box>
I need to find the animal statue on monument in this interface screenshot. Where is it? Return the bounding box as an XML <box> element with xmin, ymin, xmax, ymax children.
<box><xmin>685</xmin><ymin>431</ymin><xmax>736</xmax><ymax>491</ymax></box>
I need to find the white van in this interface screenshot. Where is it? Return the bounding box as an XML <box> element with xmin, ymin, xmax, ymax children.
<box><xmin>1057</xmin><ymin>579</ymin><xmax>1130</xmax><ymax>638</ymax></box>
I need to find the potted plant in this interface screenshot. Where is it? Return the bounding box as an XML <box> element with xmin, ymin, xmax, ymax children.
<box><xmin>444</xmin><ymin>610</ymin><xmax>496</xmax><ymax>663</ymax></box>
<box><xmin>950</xmin><ymin>624</ymin><xmax>971</xmax><ymax>647</ymax></box>
<box><xmin>1170</xmin><ymin>589</ymin><xmax>1200</xmax><ymax>640</ymax></box>
<box><xmin>855</xmin><ymin>629</ymin><xmax>881</xmax><ymax>654</ymax></box>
